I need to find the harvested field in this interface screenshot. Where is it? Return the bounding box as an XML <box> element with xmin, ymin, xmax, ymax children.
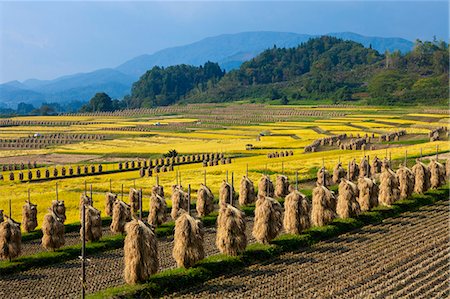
<box><xmin>168</xmin><ymin>201</ymin><xmax>449</xmax><ymax>298</ymax></box>
<box><xmin>0</xmin><ymin>218</ymin><xmax>255</xmax><ymax>299</ymax></box>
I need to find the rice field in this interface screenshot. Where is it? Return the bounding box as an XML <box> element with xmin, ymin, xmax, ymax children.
<box><xmin>0</xmin><ymin>104</ymin><xmax>448</xmax><ymax>226</ymax></box>
<box><xmin>0</xmin><ymin>103</ymin><xmax>449</xmax><ymax>299</ymax></box>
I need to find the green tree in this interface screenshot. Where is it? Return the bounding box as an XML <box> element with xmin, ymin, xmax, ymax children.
<box><xmin>80</xmin><ymin>92</ymin><xmax>113</xmax><ymax>112</ymax></box>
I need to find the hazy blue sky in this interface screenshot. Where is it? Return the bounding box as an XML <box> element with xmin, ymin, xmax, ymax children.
<box><xmin>0</xmin><ymin>1</ymin><xmax>448</xmax><ymax>83</ymax></box>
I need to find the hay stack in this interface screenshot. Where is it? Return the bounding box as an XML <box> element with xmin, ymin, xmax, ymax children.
<box><xmin>171</xmin><ymin>186</ymin><xmax>189</xmax><ymax>220</ymax></box>
<box><xmin>124</xmin><ymin>219</ymin><xmax>158</xmax><ymax>284</ymax></box>
<box><xmin>349</xmin><ymin>159</ymin><xmax>360</xmax><ymax>181</ymax></box>
<box><xmin>252</xmin><ymin>196</ymin><xmax>283</xmax><ymax>244</ymax></box>
<box><xmin>0</xmin><ymin>210</ymin><xmax>3</xmax><ymax>223</ymax></box>
<box><xmin>216</xmin><ymin>204</ymin><xmax>247</xmax><ymax>256</ymax></box>
<box><xmin>336</xmin><ymin>179</ymin><xmax>361</xmax><ymax>218</ymax></box>
<box><xmin>173</xmin><ymin>211</ymin><xmax>204</xmax><ymax>268</ymax></box>
<box><xmin>81</xmin><ymin>205</ymin><xmax>102</xmax><ymax>242</ymax></box>
<box><xmin>411</xmin><ymin>159</ymin><xmax>430</xmax><ymax>194</ymax></box>
<box><xmin>429</xmin><ymin>159</ymin><xmax>446</xmax><ymax>189</ymax></box>
<box><xmin>148</xmin><ymin>193</ymin><xmax>167</xmax><ymax>226</ymax></box>
<box><xmin>129</xmin><ymin>188</ymin><xmax>141</xmax><ymax>214</ymax></box>
<box><xmin>110</xmin><ymin>200</ymin><xmax>132</xmax><ymax>234</ymax></box>
<box><xmin>317</xmin><ymin>167</ymin><xmax>332</xmax><ymax>186</ymax></box>
<box><xmin>219</xmin><ymin>180</ymin><xmax>235</xmax><ymax>206</ymax></box>
<box><xmin>283</xmin><ymin>190</ymin><xmax>310</xmax><ymax>234</ymax></box>
<box><xmin>371</xmin><ymin>156</ymin><xmax>382</xmax><ymax>175</ymax></box>
<box><xmin>0</xmin><ymin>217</ymin><xmax>21</xmax><ymax>260</ymax></box>
<box><xmin>80</xmin><ymin>194</ymin><xmax>93</xmax><ymax>220</ymax></box>
<box><xmin>239</xmin><ymin>176</ymin><xmax>256</xmax><ymax>206</ymax></box>
<box><xmin>333</xmin><ymin>163</ymin><xmax>346</xmax><ymax>184</ymax></box>
<box><xmin>359</xmin><ymin>157</ymin><xmax>371</xmax><ymax>178</ymax></box>
<box><xmin>396</xmin><ymin>165</ymin><xmax>415</xmax><ymax>200</ymax></box>
<box><xmin>378</xmin><ymin>165</ymin><xmax>400</xmax><ymax>206</ymax></box>
<box><xmin>105</xmin><ymin>192</ymin><xmax>117</xmax><ymax>217</ymax></box>
<box><xmin>275</xmin><ymin>175</ymin><xmax>290</xmax><ymax>198</ymax></box>
<box><xmin>257</xmin><ymin>175</ymin><xmax>274</xmax><ymax>198</ymax></box>
<box><xmin>446</xmin><ymin>158</ymin><xmax>450</xmax><ymax>179</ymax></box>
<box><xmin>357</xmin><ymin>177</ymin><xmax>378</xmax><ymax>212</ymax></box>
<box><xmin>42</xmin><ymin>201</ymin><xmax>66</xmax><ymax>250</ymax></box>
<box><xmin>311</xmin><ymin>185</ymin><xmax>336</xmax><ymax>227</ymax></box>
<box><xmin>196</xmin><ymin>184</ymin><xmax>214</xmax><ymax>217</ymax></box>
<box><xmin>22</xmin><ymin>200</ymin><xmax>38</xmax><ymax>233</ymax></box>
<box><xmin>151</xmin><ymin>185</ymin><xmax>164</xmax><ymax>198</ymax></box>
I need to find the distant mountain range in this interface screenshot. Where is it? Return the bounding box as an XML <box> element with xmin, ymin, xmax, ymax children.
<box><xmin>0</xmin><ymin>31</ymin><xmax>414</xmax><ymax>109</ymax></box>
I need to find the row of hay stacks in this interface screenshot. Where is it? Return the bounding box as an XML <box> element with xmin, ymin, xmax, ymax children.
<box><xmin>0</xmin><ymin>157</ymin><xmax>447</xmax><ymax>278</ymax></box>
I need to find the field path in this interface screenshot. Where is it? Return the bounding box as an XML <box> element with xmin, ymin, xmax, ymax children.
<box><xmin>168</xmin><ymin>201</ymin><xmax>449</xmax><ymax>299</ymax></box>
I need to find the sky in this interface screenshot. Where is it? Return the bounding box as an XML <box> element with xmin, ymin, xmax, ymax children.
<box><xmin>0</xmin><ymin>1</ymin><xmax>448</xmax><ymax>83</ymax></box>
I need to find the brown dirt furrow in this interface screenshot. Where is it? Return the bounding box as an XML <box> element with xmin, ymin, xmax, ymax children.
<box><xmin>168</xmin><ymin>201</ymin><xmax>449</xmax><ymax>299</ymax></box>
<box><xmin>21</xmin><ymin>226</ymin><xmax>114</xmax><ymax>256</ymax></box>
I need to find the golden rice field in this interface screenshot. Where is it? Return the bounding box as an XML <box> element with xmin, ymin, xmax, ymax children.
<box><xmin>0</xmin><ymin>104</ymin><xmax>448</xmax><ymax>226</ymax></box>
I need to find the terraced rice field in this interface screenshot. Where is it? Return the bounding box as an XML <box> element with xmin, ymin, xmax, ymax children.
<box><xmin>168</xmin><ymin>201</ymin><xmax>449</xmax><ymax>299</ymax></box>
<box><xmin>0</xmin><ymin>104</ymin><xmax>449</xmax><ymax>226</ymax></box>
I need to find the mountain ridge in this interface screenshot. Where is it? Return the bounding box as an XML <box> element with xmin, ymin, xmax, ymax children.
<box><xmin>0</xmin><ymin>31</ymin><xmax>414</xmax><ymax>109</ymax></box>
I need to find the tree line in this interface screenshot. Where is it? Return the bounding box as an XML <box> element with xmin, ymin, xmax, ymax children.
<box><xmin>79</xmin><ymin>36</ymin><xmax>449</xmax><ymax>112</ymax></box>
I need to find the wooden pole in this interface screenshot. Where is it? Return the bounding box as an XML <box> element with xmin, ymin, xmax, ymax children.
<box><xmin>121</xmin><ymin>184</ymin><xmax>124</xmax><ymax>201</ymax></box>
<box><xmin>156</xmin><ymin>175</ymin><xmax>159</xmax><ymax>186</ymax></box>
<box><xmin>56</xmin><ymin>182</ymin><xmax>59</xmax><ymax>201</ymax></box>
<box><xmin>139</xmin><ymin>188</ymin><xmax>142</xmax><ymax>221</ymax></box>
<box><xmin>187</xmin><ymin>184</ymin><xmax>191</xmax><ymax>215</ymax></box>
<box><xmin>81</xmin><ymin>198</ymin><xmax>86</xmax><ymax>299</ymax></box>
<box><xmin>28</xmin><ymin>188</ymin><xmax>30</xmax><ymax>202</ymax></box>
<box><xmin>295</xmin><ymin>171</ymin><xmax>299</xmax><ymax>191</ymax></box>
<box><xmin>436</xmin><ymin>144</ymin><xmax>439</xmax><ymax>160</ymax></box>
<box><xmin>90</xmin><ymin>185</ymin><xmax>93</xmax><ymax>203</ymax></box>
<box><xmin>9</xmin><ymin>199</ymin><xmax>11</xmax><ymax>218</ymax></box>
<box><xmin>84</xmin><ymin>181</ymin><xmax>87</xmax><ymax>196</ymax></box>
<box><xmin>367</xmin><ymin>155</ymin><xmax>370</xmax><ymax>178</ymax></box>
<box><xmin>282</xmin><ymin>161</ymin><xmax>284</xmax><ymax>176</ymax></box>
<box><xmin>231</xmin><ymin>172</ymin><xmax>234</xmax><ymax>206</ymax></box>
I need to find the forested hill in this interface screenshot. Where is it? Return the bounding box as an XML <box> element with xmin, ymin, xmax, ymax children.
<box><xmin>125</xmin><ymin>36</ymin><xmax>449</xmax><ymax>108</ymax></box>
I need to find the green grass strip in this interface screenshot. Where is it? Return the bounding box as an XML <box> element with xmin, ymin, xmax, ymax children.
<box><xmin>88</xmin><ymin>186</ymin><xmax>449</xmax><ymax>299</ymax></box>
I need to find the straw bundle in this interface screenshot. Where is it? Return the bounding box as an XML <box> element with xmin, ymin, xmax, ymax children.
<box><xmin>283</xmin><ymin>190</ymin><xmax>310</xmax><ymax>234</ymax></box>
